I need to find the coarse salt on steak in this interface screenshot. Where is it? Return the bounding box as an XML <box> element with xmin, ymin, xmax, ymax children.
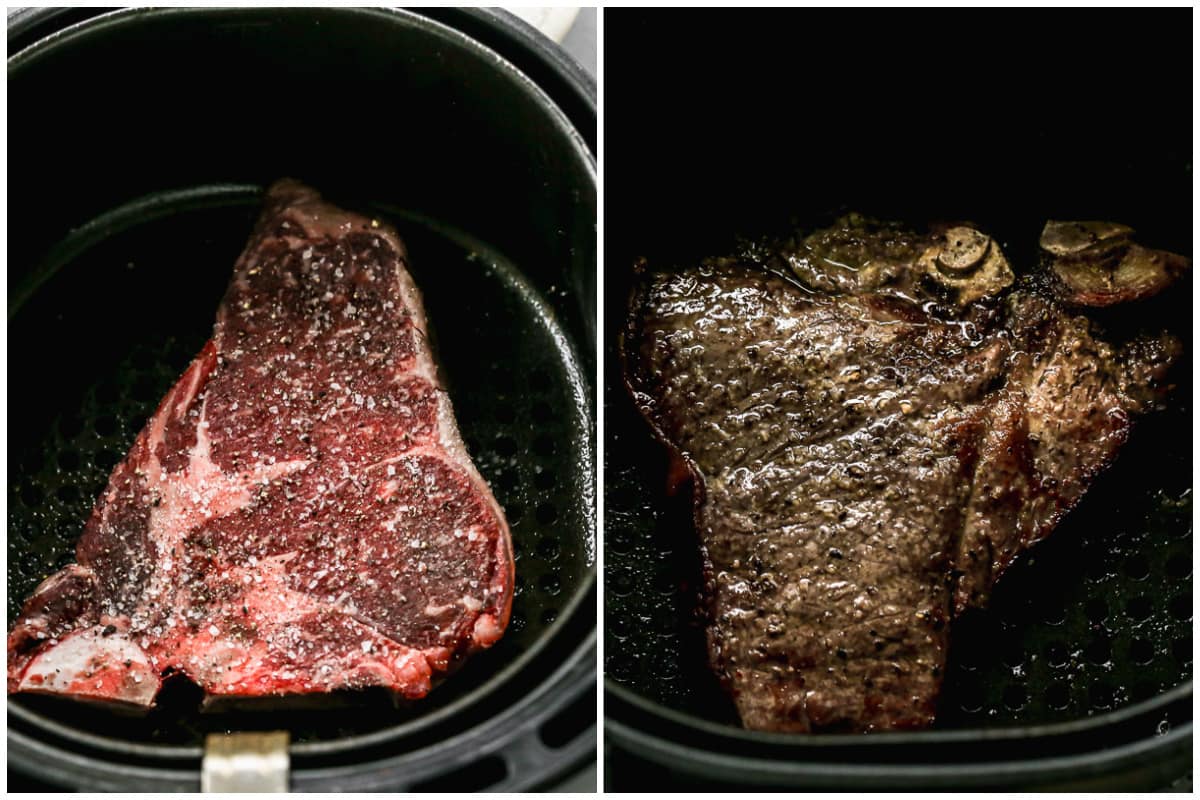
<box><xmin>7</xmin><ymin>180</ymin><xmax>513</xmax><ymax>708</ymax></box>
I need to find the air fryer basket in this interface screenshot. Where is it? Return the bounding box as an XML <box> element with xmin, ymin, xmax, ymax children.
<box><xmin>8</xmin><ymin>7</ymin><xmax>595</xmax><ymax>792</ymax></box>
<box><xmin>603</xmin><ymin>10</ymin><xmax>1191</xmax><ymax>790</ymax></box>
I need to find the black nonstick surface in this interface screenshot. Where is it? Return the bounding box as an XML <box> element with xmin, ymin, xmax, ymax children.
<box><xmin>9</xmin><ymin>185</ymin><xmax>593</xmax><ymax>745</ymax></box>
<box><xmin>603</xmin><ymin>9</ymin><xmax>1191</xmax><ymax>790</ymax></box>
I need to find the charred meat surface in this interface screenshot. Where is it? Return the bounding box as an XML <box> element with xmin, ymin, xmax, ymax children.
<box><xmin>8</xmin><ymin>180</ymin><xmax>514</xmax><ymax>708</ymax></box>
<box><xmin>623</xmin><ymin>215</ymin><xmax>1183</xmax><ymax>733</ymax></box>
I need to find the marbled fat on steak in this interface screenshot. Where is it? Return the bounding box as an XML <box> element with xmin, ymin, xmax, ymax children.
<box><xmin>624</xmin><ymin>216</ymin><xmax>1185</xmax><ymax>733</ymax></box>
<box><xmin>8</xmin><ymin>180</ymin><xmax>513</xmax><ymax>707</ymax></box>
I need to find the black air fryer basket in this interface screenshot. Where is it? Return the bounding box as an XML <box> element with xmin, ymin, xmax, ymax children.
<box><xmin>603</xmin><ymin>11</ymin><xmax>1191</xmax><ymax>791</ymax></box>
<box><xmin>8</xmin><ymin>8</ymin><xmax>595</xmax><ymax>792</ymax></box>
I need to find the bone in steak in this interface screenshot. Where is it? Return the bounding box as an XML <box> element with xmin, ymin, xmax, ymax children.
<box><xmin>623</xmin><ymin>215</ymin><xmax>1185</xmax><ymax>733</ymax></box>
<box><xmin>8</xmin><ymin>180</ymin><xmax>513</xmax><ymax>708</ymax></box>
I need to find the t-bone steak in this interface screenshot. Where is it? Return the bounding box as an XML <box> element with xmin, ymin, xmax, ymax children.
<box><xmin>623</xmin><ymin>215</ymin><xmax>1186</xmax><ymax>733</ymax></box>
<box><xmin>8</xmin><ymin>180</ymin><xmax>513</xmax><ymax>708</ymax></box>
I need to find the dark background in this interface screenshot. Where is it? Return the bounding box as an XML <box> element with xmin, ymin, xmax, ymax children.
<box><xmin>605</xmin><ymin>10</ymin><xmax>1191</xmax><ymax>269</ymax></box>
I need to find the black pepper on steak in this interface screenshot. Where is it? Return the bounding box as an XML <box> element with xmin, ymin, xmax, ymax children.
<box><xmin>623</xmin><ymin>214</ymin><xmax>1185</xmax><ymax>732</ymax></box>
<box><xmin>8</xmin><ymin>180</ymin><xmax>513</xmax><ymax>708</ymax></box>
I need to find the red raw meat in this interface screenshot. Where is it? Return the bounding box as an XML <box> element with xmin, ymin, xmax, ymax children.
<box><xmin>8</xmin><ymin>180</ymin><xmax>513</xmax><ymax>708</ymax></box>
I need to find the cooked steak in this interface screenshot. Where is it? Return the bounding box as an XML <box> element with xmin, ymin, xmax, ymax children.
<box><xmin>1039</xmin><ymin>220</ymin><xmax>1190</xmax><ymax>307</ymax></box>
<box><xmin>8</xmin><ymin>180</ymin><xmax>513</xmax><ymax>708</ymax></box>
<box><xmin>623</xmin><ymin>215</ymin><xmax>1184</xmax><ymax>733</ymax></box>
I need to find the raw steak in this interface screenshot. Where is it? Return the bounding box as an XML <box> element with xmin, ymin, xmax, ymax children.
<box><xmin>623</xmin><ymin>215</ymin><xmax>1184</xmax><ymax>732</ymax></box>
<box><xmin>8</xmin><ymin>180</ymin><xmax>513</xmax><ymax>708</ymax></box>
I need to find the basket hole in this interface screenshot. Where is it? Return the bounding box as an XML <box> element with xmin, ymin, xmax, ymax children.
<box><xmin>1089</xmin><ymin>682</ymin><xmax>1115</xmax><ymax>710</ymax></box>
<box><xmin>1126</xmin><ymin>595</ymin><xmax>1153</xmax><ymax>622</ymax></box>
<box><xmin>609</xmin><ymin>572</ymin><xmax>633</xmax><ymax>597</ymax></box>
<box><xmin>534</xmin><ymin>470</ymin><xmax>557</xmax><ymax>491</ymax></box>
<box><xmin>533</xmin><ymin>435</ymin><xmax>556</xmax><ymax>457</ymax></box>
<box><xmin>532</xmin><ymin>401</ymin><xmax>553</xmax><ymax>423</ymax></box>
<box><xmin>1166</xmin><ymin>553</ymin><xmax>1191</xmax><ymax>580</ymax></box>
<box><xmin>497</xmin><ymin>471</ymin><xmax>519</xmax><ymax>494</ymax></box>
<box><xmin>1084</xmin><ymin>598</ymin><xmax>1107</xmax><ymax>625</ymax></box>
<box><xmin>1129</xmin><ymin>637</ymin><xmax>1155</xmax><ymax>665</ymax></box>
<box><xmin>1045</xmin><ymin>640</ymin><xmax>1069</xmax><ymax>667</ymax></box>
<box><xmin>1002</xmin><ymin>684</ymin><xmax>1026</xmax><ymax>711</ymax></box>
<box><xmin>1045</xmin><ymin>682</ymin><xmax>1070</xmax><ymax>710</ymax></box>
<box><xmin>957</xmin><ymin>678</ymin><xmax>984</xmax><ymax>713</ymax></box>
<box><xmin>1084</xmin><ymin>636</ymin><xmax>1111</xmax><ymax>665</ymax></box>
<box><xmin>606</xmin><ymin>657</ymin><xmax>635</xmax><ymax>682</ymax></box>
<box><xmin>55</xmin><ymin>484</ymin><xmax>80</xmax><ymax>504</ymax></box>
<box><xmin>540</xmin><ymin>608</ymin><xmax>558</xmax><ymax>626</ymax></box>
<box><xmin>1168</xmin><ymin>594</ymin><xmax>1191</xmax><ymax>621</ymax></box>
<box><xmin>539</xmin><ymin>574</ymin><xmax>562</xmax><ymax>596</ymax></box>
<box><xmin>535</xmin><ymin>503</ymin><xmax>558</xmax><ymax>525</ymax></box>
<box><xmin>94</xmin><ymin>415</ymin><xmax>117</xmax><ymax>437</ymax></box>
<box><xmin>494</xmin><ymin>436</ymin><xmax>517</xmax><ymax>458</ymax></box>
<box><xmin>506</xmin><ymin>503</ymin><xmax>525</xmax><ymax>525</ymax></box>
<box><xmin>20</xmin><ymin>484</ymin><xmax>44</xmax><ymax>508</ymax></box>
<box><xmin>1041</xmin><ymin>596</ymin><xmax>1067</xmax><ymax>625</ymax></box>
<box><xmin>58</xmin><ymin>450</ymin><xmax>81</xmax><ymax>472</ymax></box>
<box><xmin>1001</xmin><ymin>640</ymin><xmax>1025</xmax><ymax>669</ymax></box>
<box><xmin>539</xmin><ymin>684</ymin><xmax>594</xmax><ymax>749</ymax></box>
<box><xmin>606</xmin><ymin>525</ymin><xmax>636</xmax><ymax>556</ymax></box>
<box><xmin>536</xmin><ymin>538</ymin><xmax>561</xmax><ymax>561</ymax></box>
<box><xmin>1123</xmin><ymin>553</ymin><xmax>1151</xmax><ymax>581</ymax></box>
<box><xmin>509</xmin><ymin>611</ymin><xmax>526</xmax><ymax>633</ymax></box>
<box><xmin>96</xmin><ymin>449</ymin><xmax>121</xmax><ymax>472</ymax></box>
<box><xmin>411</xmin><ymin>755</ymin><xmax>507</xmax><ymax>792</ymax></box>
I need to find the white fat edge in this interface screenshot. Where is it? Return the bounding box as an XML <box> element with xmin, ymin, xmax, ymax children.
<box><xmin>19</xmin><ymin>628</ymin><xmax>157</xmax><ymax>705</ymax></box>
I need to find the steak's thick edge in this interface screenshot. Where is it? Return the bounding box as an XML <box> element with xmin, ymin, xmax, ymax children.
<box><xmin>8</xmin><ymin>180</ymin><xmax>514</xmax><ymax>708</ymax></box>
<box><xmin>622</xmin><ymin>223</ymin><xmax>1182</xmax><ymax>734</ymax></box>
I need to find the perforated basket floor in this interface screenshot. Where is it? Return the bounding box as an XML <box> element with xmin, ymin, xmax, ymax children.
<box><xmin>8</xmin><ymin>189</ymin><xmax>594</xmax><ymax>746</ymax></box>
